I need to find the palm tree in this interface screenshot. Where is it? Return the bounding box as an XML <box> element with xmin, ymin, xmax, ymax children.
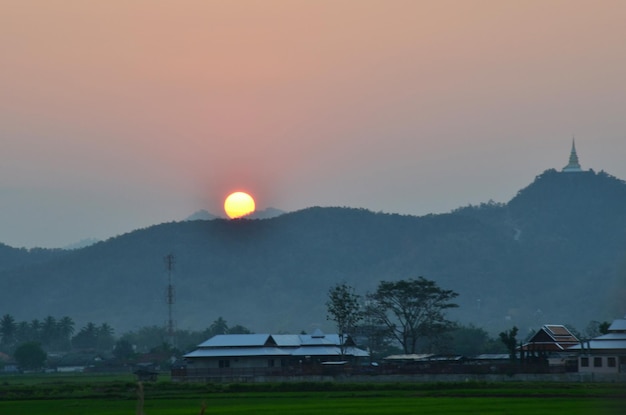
<box><xmin>0</xmin><ymin>314</ymin><xmax>16</xmax><ymax>349</ymax></box>
<box><xmin>73</xmin><ymin>322</ymin><xmax>98</xmax><ymax>350</ymax></box>
<box><xmin>97</xmin><ymin>323</ymin><xmax>115</xmax><ymax>351</ymax></box>
<box><xmin>41</xmin><ymin>316</ymin><xmax>57</xmax><ymax>348</ymax></box>
<box><xmin>209</xmin><ymin>317</ymin><xmax>229</xmax><ymax>336</ymax></box>
<box><xmin>29</xmin><ymin>319</ymin><xmax>42</xmax><ymax>342</ymax></box>
<box><xmin>15</xmin><ymin>321</ymin><xmax>31</xmax><ymax>344</ymax></box>
<box><xmin>57</xmin><ymin>316</ymin><xmax>75</xmax><ymax>351</ymax></box>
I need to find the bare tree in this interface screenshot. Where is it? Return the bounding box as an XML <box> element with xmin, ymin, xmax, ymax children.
<box><xmin>326</xmin><ymin>282</ymin><xmax>363</xmax><ymax>357</ymax></box>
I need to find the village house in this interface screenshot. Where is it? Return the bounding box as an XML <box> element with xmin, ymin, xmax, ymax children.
<box><xmin>519</xmin><ymin>324</ymin><xmax>579</xmax><ymax>372</ymax></box>
<box><xmin>569</xmin><ymin>316</ymin><xmax>626</xmax><ymax>374</ymax></box>
<box><xmin>173</xmin><ymin>329</ymin><xmax>369</xmax><ymax>381</ymax></box>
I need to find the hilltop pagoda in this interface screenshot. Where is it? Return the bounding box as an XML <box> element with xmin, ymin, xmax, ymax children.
<box><xmin>562</xmin><ymin>139</ymin><xmax>583</xmax><ymax>173</ymax></box>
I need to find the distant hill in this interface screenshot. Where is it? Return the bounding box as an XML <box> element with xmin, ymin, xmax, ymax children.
<box><xmin>248</xmin><ymin>207</ymin><xmax>285</xmax><ymax>219</ymax></box>
<box><xmin>1</xmin><ymin>169</ymin><xmax>625</xmax><ymax>337</ymax></box>
<box><xmin>62</xmin><ymin>238</ymin><xmax>100</xmax><ymax>250</ymax></box>
<box><xmin>184</xmin><ymin>207</ymin><xmax>285</xmax><ymax>221</ymax></box>
<box><xmin>184</xmin><ymin>210</ymin><xmax>220</xmax><ymax>221</ymax></box>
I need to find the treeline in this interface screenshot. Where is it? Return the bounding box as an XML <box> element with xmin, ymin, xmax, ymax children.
<box><xmin>326</xmin><ymin>279</ymin><xmax>509</xmax><ymax>359</ymax></box>
<box><xmin>0</xmin><ymin>314</ymin><xmax>77</xmax><ymax>353</ymax></box>
<box><xmin>0</xmin><ymin>314</ymin><xmax>251</xmax><ymax>357</ymax></box>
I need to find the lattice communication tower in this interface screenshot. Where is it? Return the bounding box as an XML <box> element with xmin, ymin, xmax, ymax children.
<box><xmin>164</xmin><ymin>253</ymin><xmax>176</xmax><ymax>346</ymax></box>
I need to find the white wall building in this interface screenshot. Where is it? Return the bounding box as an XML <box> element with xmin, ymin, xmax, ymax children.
<box><xmin>569</xmin><ymin>316</ymin><xmax>626</xmax><ymax>374</ymax></box>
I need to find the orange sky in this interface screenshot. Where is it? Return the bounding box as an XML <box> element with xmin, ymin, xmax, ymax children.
<box><xmin>2</xmin><ymin>1</ymin><xmax>626</xmax><ymax>247</ymax></box>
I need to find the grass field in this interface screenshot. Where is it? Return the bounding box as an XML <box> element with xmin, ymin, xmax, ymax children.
<box><xmin>1</xmin><ymin>373</ymin><xmax>624</xmax><ymax>414</ymax></box>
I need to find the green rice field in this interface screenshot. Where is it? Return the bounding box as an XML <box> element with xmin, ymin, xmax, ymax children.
<box><xmin>1</xmin><ymin>373</ymin><xmax>624</xmax><ymax>414</ymax></box>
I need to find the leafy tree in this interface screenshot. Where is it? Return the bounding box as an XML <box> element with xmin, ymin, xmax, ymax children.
<box><xmin>228</xmin><ymin>324</ymin><xmax>252</xmax><ymax>334</ymax></box>
<box><xmin>14</xmin><ymin>342</ymin><xmax>47</xmax><ymax>370</ymax></box>
<box><xmin>447</xmin><ymin>324</ymin><xmax>505</xmax><ymax>356</ymax></box>
<box><xmin>366</xmin><ymin>277</ymin><xmax>459</xmax><ymax>354</ymax></box>
<box><xmin>326</xmin><ymin>283</ymin><xmax>363</xmax><ymax>356</ymax></box>
<box><xmin>499</xmin><ymin>326</ymin><xmax>518</xmax><ymax>361</ymax></box>
<box><xmin>352</xmin><ymin>323</ymin><xmax>397</xmax><ymax>361</ymax></box>
<box><xmin>599</xmin><ymin>321</ymin><xmax>611</xmax><ymax>335</ymax></box>
<box><xmin>119</xmin><ymin>321</ymin><xmax>252</xmax><ymax>356</ymax></box>
<box><xmin>120</xmin><ymin>326</ymin><xmax>168</xmax><ymax>354</ymax></box>
<box><xmin>583</xmin><ymin>321</ymin><xmax>600</xmax><ymax>339</ymax></box>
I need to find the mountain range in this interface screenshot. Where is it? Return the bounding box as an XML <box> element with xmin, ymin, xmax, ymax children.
<box><xmin>1</xmin><ymin>168</ymin><xmax>625</xmax><ymax>337</ymax></box>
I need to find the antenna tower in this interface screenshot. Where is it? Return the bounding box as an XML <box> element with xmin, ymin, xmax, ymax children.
<box><xmin>164</xmin><ymin>253</ymin><xmax>176</xmax><ymax>346</ymax></box>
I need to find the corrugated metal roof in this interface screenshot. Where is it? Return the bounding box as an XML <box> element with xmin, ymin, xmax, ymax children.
<box><xmin>471</xmin><ymin>354</ymin><xmax>510</xmax><ymax>360</ymax></box>
<box><xmin>289</xmin><ymin>346</ymin><xmax>368</xmax><ymax>357</ymax></box>
<box><xmin>344</xmin><ymin>347</ymin><xmax>370</xmax><ymax>357</ymax></box>
<box><xmin>608</xmin><ymin>319</ymin><xmax>626</xmax><ymax>332</ymax></box>
<box><xmin>184</xmin><ymin>347</ymin><xmax>287</xmax><ymax>358</ymax></box>
<box><xmin>197</xmin><ymin>332</ymin><xmax>343</xmax><ymax>348</ymax></box>
<box><xmin>290</xmin><ymin>346</ymin><xmax>343</xmax><ymax>356</ymax></box>
<box><xmin>568</xmin><ymin>340</ymin><xmax>626</xmax><ymax>350</ymax></box>
<box><xmin>272</xmin><ymin>335</ymin><xmax>304</xmax><ymax>347</ymax></box>
<box><xmin>595</xmin><ymin>333</ymin><xmax>626</xmax><ymax>341</ymax></box>
<box><xmin>186</xmin><ymin>332</ymin><xmax>369</xmax><ymax>359</ymax></box>
<box><xmin>383</xmin><ymin>354</ymin><xmax>434</xmax><ymax>361</ymax></box>
<box><xmin>300</xmin><ymin>334</ymin><xmax>340</xmax><ymax>346</ymax></box>
<box><xmin>197</xmin><ymin>334</ymin><xmax>272</xmax><ymax>348</ymax></box>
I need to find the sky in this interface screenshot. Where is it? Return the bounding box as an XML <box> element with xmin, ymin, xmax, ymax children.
<box><xmin>1</xmin><ymin>0</ymin><xmax>626</xmax><ymax>249</ymax></box>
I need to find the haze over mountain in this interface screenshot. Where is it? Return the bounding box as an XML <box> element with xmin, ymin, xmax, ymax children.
<box><xmin>185</xmin><ymin>207</ymin><xmax>285</xmax><ymax>222</ymax></box>
<box><xmin>1</xmin><ymin>168</ymin><xmax>625</xmax><ymax>337</ymax></box>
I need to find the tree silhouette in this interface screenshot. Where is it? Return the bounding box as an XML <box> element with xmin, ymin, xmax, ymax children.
<box><xmin>366</xmin><ymin>277</ymin><xmax>458</xmax><ymax>354</ymax></box>
<box><xmin>0</xmin><ymin>314</ymin><xmax>16</xmax><ymax>349</ymax></box>
<box><xmin>72</xmin><ymin>322</ymin><xmax>98</xmax><ymax>350</ymax></box>
<box><xmin>14</xmin><ymin>342</ymin><xmax>47</xmax><ymax>370</ymax></box>
<box><xmin>57</xmin><ymin>316</ymin><xmax>75</xmax><ymax>350</ymax></box>
<box><xmin>499</xmin><ymin>326</ymin><xmax>518</xmax><ymax>361</ymax></box>
<box><xmin>209</xmin><ymin>317</ymin><xmax>229</xmax><ymax>336</ymax></box>
<box><xmin>326</xmin><ymin>283</ymin><xmax>363</xmax><ymax>356</ymax></box>
<box><xmin>41</xmin><ymin>316</ymin><xmax>57</xmax><ymax>347</ymax></box>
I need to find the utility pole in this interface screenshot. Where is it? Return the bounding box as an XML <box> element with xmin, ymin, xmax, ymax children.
<box><xmin>164</xmin><ymin>253</ymin><xmax>176</xmax><ymax>347</ymax></box>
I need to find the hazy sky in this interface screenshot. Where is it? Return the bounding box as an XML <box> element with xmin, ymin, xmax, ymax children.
<box><xmin>2</xmin><ymin>1</ymin><xmax>626</xmax><ymax>248</ymax></box>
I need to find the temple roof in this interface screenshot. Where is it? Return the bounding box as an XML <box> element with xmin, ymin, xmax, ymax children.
<box><xmin>562</xmin><ymin>138</ymin><xmax>583</xmax><ymax>172</ymax></box>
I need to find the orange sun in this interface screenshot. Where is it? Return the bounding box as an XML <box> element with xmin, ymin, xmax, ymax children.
<box><xmin>224</xmin><ymin>191</ymin><xmax>256</xmax><ymax>219</ymax></box>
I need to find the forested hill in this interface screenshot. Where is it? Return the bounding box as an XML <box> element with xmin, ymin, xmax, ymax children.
<box><xmin>1</xmin><ymin>169</ymin><xmax>625</xmax><ymax>335</ymax></box>
<box><xmin>0</xmin><ymin>243</ymin><xmax>66</xmax><ymax>272</ymax></box>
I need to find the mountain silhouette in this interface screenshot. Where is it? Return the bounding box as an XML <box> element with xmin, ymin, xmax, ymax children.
<box><xmin>1</xmin><ymin>169</ymin><xmax>625</xmax><ymax>336</ymax></box>
<box><xmin>184</xmin><ymin>207</ymin><xmax>285</xmax><ymax>221</ymax></box>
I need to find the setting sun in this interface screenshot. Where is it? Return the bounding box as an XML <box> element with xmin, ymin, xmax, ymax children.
<box><xmin>224</xmin><ymin>192</ymin><xmax>256</xmax><ymax>219</ymax></box>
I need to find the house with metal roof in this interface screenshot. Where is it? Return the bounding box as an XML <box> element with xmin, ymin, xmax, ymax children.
<box><xmin>569</xmin><ymin>316</ymin><xmax>626</xmax><ymax>374</ymax></box>
<box><xmin>176</xmin><ymin>329</ymin><xmax>369</xmax><ymax>380</ymax></box>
